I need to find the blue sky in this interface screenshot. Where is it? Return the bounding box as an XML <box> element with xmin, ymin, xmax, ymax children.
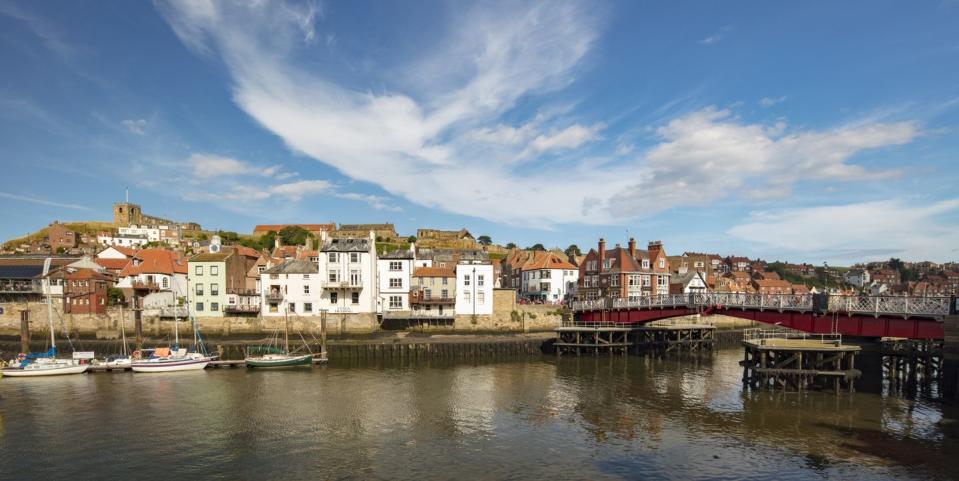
<box><xmin>1</xmin><ymin>0</ymin><xmax>957</xmax><ymax>264</ymax></box>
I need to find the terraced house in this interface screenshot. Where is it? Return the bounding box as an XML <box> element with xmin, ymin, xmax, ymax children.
<box><xmin>577</xmin><ymin>238</ymin><xmax>671</xmax><ymax>300</ymax></box>
<box><xmin>189</xmin><ymin>246</ymin><xmax>260</xmax><ymax>317</ymax></box>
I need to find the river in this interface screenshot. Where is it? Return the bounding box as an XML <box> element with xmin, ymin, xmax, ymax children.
<box><xmin>1</xmin><ymin>348</ymin><xmax>957</xmax><ymax>480</ymax></box>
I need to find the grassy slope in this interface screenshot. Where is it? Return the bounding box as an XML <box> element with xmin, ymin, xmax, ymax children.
<box><xmin>2</xmin><ymin>221</ymin><xmax>114</xmax><ymax>248</ymax></box>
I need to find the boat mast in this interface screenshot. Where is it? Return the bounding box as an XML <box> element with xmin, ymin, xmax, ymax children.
<box><xmin>284</xmin><ymin>307</ymin><xmax>290</xmax><ymax>353</ymax></box>
<box><xmin>120</xmin><ymin>302</ymin><xmax>128</xmax><ymax>356</ymax></box>
<box><xmin>44</xmin><ymin>257</ymin><xmax>55</xmax><ymax>351</ymax></box>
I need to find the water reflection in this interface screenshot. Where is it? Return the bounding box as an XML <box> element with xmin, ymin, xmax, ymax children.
<box><xmin>0</xmin><ymin>349</ymin><xmax>956</xmax><ymax>480</ymax></box>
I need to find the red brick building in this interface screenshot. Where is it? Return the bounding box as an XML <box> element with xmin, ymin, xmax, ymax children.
<box><xmin>752</xmin><ymin>278</ymin><xmax>793</xmax><ymax>295</ymax></box>
<box><xmin>577</xmin><ymin>238</ymin><xmax>670</xmax><ymax>299</ymax></box>
<box><xmin>55</xmin><ymin>268</ymin><xmax>114</xmax><ymax>314</ymax></box>
<box><xmin>47</xmin><ymin>221</ymin><xmax>78</xmax><ymax>253</ymax></box>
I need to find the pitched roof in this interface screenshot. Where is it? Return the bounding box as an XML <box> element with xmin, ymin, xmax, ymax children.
<box><xmin>253</xmin><ymin>224</ymin><xmax>334</xmax><ymax>233</ymax></box>
<box><xmin>380</xmin><ymin>249</ymin><xmax>414</xmax><ymax>259</ymax></box>
<box><xmin>230</xmin><ymin>245</ymin><xmax>261</xmax><ymax>258</ymax></box>
<box><xmin>95</xmin><ymin>258</ymin><xmax>129</xmax><ymax>271</ymax></box>
<box><xmin>520</xmin><ymin>251</ymin><xmax>576</xmax><ymax>271</ymax></box>
<box><xmin>118</xmin><ymin>249</ymin><xmax>187</xmax><ymax>277</ymax></box>
<box><xmin>320</xmin><ymin>237</ymin><xmax>370</xmax><ymax>252</ymax></box>
<box><xmin>190</xmin><ymin>252</ymin><xmax>233</xmax><ymax>262</ymax></box>
<box><xmin>263</xmin><ymin>259</ymin><xmax>317</xmax><ymax>275</ymax></box>
<box><xmin>108</xmin><ymin>245</ymin><xmax>138</xmax><ymax>256</ymax></box>
<box><xmin>753</xmin><ymin>279</ymin><xmax>792</xmax><ymax>288</ymax></box>
<box><xmin>413</xmin><ymin>267</ymin><xmax>455</xmax><ymax>277</ymax></box>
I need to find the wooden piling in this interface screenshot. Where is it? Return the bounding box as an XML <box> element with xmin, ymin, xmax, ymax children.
<box><xmin>19</xmin><ymin>309</ymin><xmax>30</xmax><ymax>354</ymax></box>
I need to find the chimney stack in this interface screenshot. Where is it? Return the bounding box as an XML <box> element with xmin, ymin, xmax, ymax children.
<box><xmin>628</xmin><ymin>238</ymin><xmax>636</xmax><ymax>258</ymax></box>
<box><xmin>597</xmin><ymin>238</ymin><xmax>606</xmax><ymax>271</ymax></box>
<box><xmin>648</xmin><ymin>241</ymin><xmax>663</xmax><ymax>270</ymax></box>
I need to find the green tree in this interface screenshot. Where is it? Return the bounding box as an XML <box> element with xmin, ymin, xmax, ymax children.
<box><xmin>217</xmin><ymin>230</ymin><xmax>240</xmax><ymax>243</ymax></box>
<box><xmin>107</xmin><ymin>287</ymin><xmax>126</xmax><ymax>306</ymax></box>
<box><xmin>888</xmin><ymin>258</ymin><xmax>903</xmax><ymax>271</ymax></box>
<box><xmin>278</xmin><ymin>226</ymin><xmax>312</xmax><ymax>246</ymax></box>
<box><xmin>506</xmin><ymin>242</ymin><xmax>517</xmax><ymax>249</ymax></box>
<box><xmin>529</xmin><ymin>243</ymin><xmax>546</xmax><ymax>251</ymax></box>
<box><xmin>477</xmin><ymin>235</ymin><xmax>492</xmax><ymax>246</ymax></box>
<box><xmin>565</xmin><ymin>244</ymin><xmax>581</xmax><ymax>257</ymax></box>
<box><xmin>407</xmin><ymin>235</ymin><xmax>417</xmax><ymax>243</ymax></box>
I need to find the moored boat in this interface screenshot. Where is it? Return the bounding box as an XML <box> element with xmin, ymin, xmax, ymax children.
<box><xmin>131</xmin><ymin>347</ymin><xmax>211</xmax><ymax>373</ymax></box>
<box><xmin>245</xmin><ymin>351</ymin><xmax>314</xmax><ymax>368</ymax></box>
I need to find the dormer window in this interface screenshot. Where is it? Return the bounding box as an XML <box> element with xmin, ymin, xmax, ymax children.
<box><xmin>642</xmin><ymin>259</ymin><xmax>649</xmax><ymax>269</ymax></box>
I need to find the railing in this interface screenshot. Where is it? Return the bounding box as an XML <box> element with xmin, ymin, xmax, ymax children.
<box><xmin>742</xmin><ymin>328</ymin><xmax>842</xmax><ymax>346</ymax></box>
<box><xmin>572</xmin><ymin>293</ymin><xmax>954</xmax><ymax>319</ymax></box>
<box><xmin>131</xmin><ymin>281</ymin><xmax>159</xmax><ymax>290</ymax></box>
<box><xmin>224</xmin><ymin>304</ymin><xmax>261</xmax><ymax>313</ymax></box>
<box><xmin>410</xmin><ymin>290</ymin><xmax>455</xmax><ymax>305</ymax></box>
<box><xmin>265</xmin><ymin>292</ymin><xmax>283</xmax><ymax>301</ymax></box>
<box><xmin>227</xmin><ymin>288</ymin><xmax>258</xmax><ymax>296</ymax></box>
<box><xmin>322</xmin><ymin>280</ymin><xmax>363</xmax><ymax>289</ymax></box>
<box><xmin>827</xmin><ymin>295</ymin><xmax>951</xmax><ymax>317</ymax></box>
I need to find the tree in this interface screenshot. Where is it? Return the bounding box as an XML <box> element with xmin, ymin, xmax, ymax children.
<box><xmin>107</xmin><ymin>287</ymin><xmax>126</xmax><ymax>306</ymax></box>
<box><xmin>278</xmin><ymin>225</ymin><xmax>312</xmax><ymax>246</ymax></box>
<box><xmin>407</xmin><ymin>236</ymin><xmax>417</xmax><ymax>243</ymax></box>
<box><xmin>506</xmin><ymin>242</ymin><xmax>517</xmax><ymax>249</ymax></box>
<box><xmin>888</xmin><ymin>258</ymin><xmax>903</xmax><ymax>271</ymax></box>
<box><xmin>218</xmin><ymin>230</ymin><xmax>240</xmax><ymax>243</ymax></box>
<box><xmin>565</xmin><ymin>244</ymin><xmax>581</xmax><ymax>257</ymax></box>
<box><xmin>477</xmin><ymin>235</ymin><xmax>492</xmax><ymax>246</ymax></box>
<box><xmin>529</xmin><ymin>243</ymin><xmax>546</xmax><ymax>251</ymax></box>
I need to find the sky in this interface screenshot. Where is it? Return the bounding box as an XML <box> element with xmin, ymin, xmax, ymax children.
<box><xmin>0</xmin><ymin>0</ymin><xmax>957</xmax><ymax>265</ymax></box>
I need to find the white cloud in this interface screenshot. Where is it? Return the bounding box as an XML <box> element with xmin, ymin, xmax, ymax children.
<box><xmin>334</xmin><ymin>193</ymin><xmax>401</xmax><ymax>211</ymax></box>
<box><xmin>189</xmin><ymin>153</ymin><xmax>289</xmax><ymax>179</ymax></box>
<box><xmin>157</xmin><ymin>1</ymin><xmax>921</xmax><ymax>228</ymax></box>
<box><xmin>700</xmin><ymin>25</ymin><xmax>733</xmax><ymax>45</ymax></box>
<box><xmin>759</xmin><ymin>96</ymin><xmax>787</xmax><ymax>108</ymax></box>
<box><xmin>268</xmin><ymin>179</ymin><xmax>332</xmax><ymax>200</ymax></box>
<box><xmin>122</xmin><ymin>118</ymin><xmax>147</xmax><ymax>135</ymax></box>
<box><xmin>727</xmin><ymin>198</ymin><xmax>959</xmax><ymax>263</ymax></box>
<box><xmin>0</xmin><ymin>191</ymin><xmax>93</xmax><ymax>211</ymax></box>
<box><xmin>606</xmin><ymin>107</ymin><xmax>917</xmax><ymax>216</ymax></box>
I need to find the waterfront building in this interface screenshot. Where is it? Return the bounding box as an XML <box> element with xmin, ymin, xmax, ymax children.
<box><xmin>377</xmin><ymin>246</ymin><xmax>415</xmax><ymax>315</ymax></box>
<box><xmin>94</xmin><ymin>245</ymin><xmax>137</xmax><ymax>275</ymax></box>
<box><xmin>52</xmin><ymin>267</ymin><xmax>114</xmax><ymax>314</ymax></box>
<box><xmin>260</xmin><ymin>259</ymin><xmax>320</xmax><ymax>317</ymax></box>
<box><xmin>410</xmin><ymin>266</ymin><xmax>456</xmax><ymax>319</ymax></box>
<box><xmin>577</xmin><ymin>238</ymin><xmax>671</xmax><ymax>300</ymax></box>
<box><xmin>189</xmin><ymin>247</ymin><xmax>260</xmax><ymax>317</ymax></box>
<box><xmin>669</xmin><ymin>271</ymin><xmax>708</xmax><ymax>294</ymax></box>
<box><xmin>316</xmin><ymin>231</ymin><xmax>377</xmax><ymax>314</ymax></box>
<box><xmin>518</xmin><ymin>251</ymin><xmax>578</xmax><ymax>302</ymax></box>
<box><xmin>455</xmin><ymin>261</ymin><xmax>494</xmax><ymax>316</ymax></box>
<box><xmin>115</xmin><ymin>248</ymin><xmax>188</xmax><ymax>299</ymax></box>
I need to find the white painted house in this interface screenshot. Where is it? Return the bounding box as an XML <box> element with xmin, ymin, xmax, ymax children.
<box><xmin>519</xmin><ymin>251</ymin><xmax>579</xmax><ymax>302</ymax></box>
<box><xmin>455</xmin><ymin>262</ymin><xmax>494</xmax><ymax>316</ymax></box>
<box><xmin>844</xmin><ymin>269</ymin><xmax>871</xmax><ymax>288</ymax></box>
<box><xmin>260</xmin><ymin>259</ymin><xmax>321</xmax><ymax>317</ymax></box>
<box><xmin>317</xmin><ymin>232</ymin><xmax>377</xmax><ymax>314</ymax></box>
<box><xmin>377</xmin><ymin>246</ymin><xmax>415</xmax><ymax>314</ymax></box>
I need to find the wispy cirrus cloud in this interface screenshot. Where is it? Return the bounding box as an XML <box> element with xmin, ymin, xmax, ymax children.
<box><xmin>759</xmin><ymin>96</ymin><xmax>787</xmax><ymax>108</ymax></box>
<box><xmin>121</xmin><ymin>118</ymin><xmax>147</xmax><ymax>135</ymax></box>
<box><xmin>700</xmin><ymin>25</ymin><xmax>733</xmax><ymax>45</ymax></box>
<box><xmin>156</xmin><ymin>1</ymin><xmax>921</xmax><ymax>229</ymax></box>
<box><xmin>728</xmin><ymin>198</ymin><xmax>959</xmax><ymax>262</ymax></box>
<box><xmin>0</xmin><ymin>191</ymin><xmax>93</xmax><ymax>211</ymax></box>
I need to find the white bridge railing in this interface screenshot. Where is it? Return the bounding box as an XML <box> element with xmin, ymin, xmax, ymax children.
<box><xmin>571</xmin><ymin>293</ymin><xmax>953</xmax><ymax>319</ymax></box>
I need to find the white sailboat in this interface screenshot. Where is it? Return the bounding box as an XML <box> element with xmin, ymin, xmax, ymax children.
<box><xmin>101</xmin><ymin>303</ymin><xmax>132</xmax><ymax>368</ymax></box>
<box><xmin>132</xmin><ymin>297</ymin><xmax>212</xmax><ymax>373</ymax></box>
<box><xmin>2</xmin><ymin>258</ymin><xmax>89</xmax><ymax>378</ymax></box>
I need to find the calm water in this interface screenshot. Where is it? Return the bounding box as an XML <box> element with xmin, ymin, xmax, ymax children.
<box><xmin>1</xmin><ymin>349</ymin><xmax>957</xmax><ymax>481</ymax></box>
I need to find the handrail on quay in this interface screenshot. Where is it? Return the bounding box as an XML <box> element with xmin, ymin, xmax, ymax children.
<box><xmin>571</xmin><ymin>293</ymin><xmax>953</xmax><ymax>320</ymax></box>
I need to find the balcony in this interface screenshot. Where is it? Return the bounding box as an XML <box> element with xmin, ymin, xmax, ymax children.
<box><xmin>225</xmin><ymin>304</ymin><xmax>261</xmax><ymax>313</ymax></box>
<box><xmin>265</xmin><ymin>291</ymin><xmax>284</xmax><ymax>302</ymax></box>
<box><xmin>322</xmin><ymin>280</ymin><xmax>363</xmax><ymax>289</ymax></box>
<box><xmin>131</xmin><ymin>281</ymin><xmax>160</xmax><ymax>291</ymax></box>
<box><xmin>409</xmin><ymin>290</ymin><xmax>455</xmax><ymax>305</ymax></box>
<box><xmin>227</xmin><ymin>288</ymin><xmax>258</xmax><ymax>296</ymax></box>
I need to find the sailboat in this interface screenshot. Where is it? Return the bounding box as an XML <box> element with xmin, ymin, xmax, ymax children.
<box><xmin>245</xmin><ymin>313</ymin><xmax>314</xmax><ymax>368</ymax></box>
<box><xmin>132</xmin><ymin>297</ymin><xmax>212</xmax><ymax>373</ymax></box>
<box><xmin>2</xmin><ymin>259</ymin><xmax>89</xmax><ymax>377</ymax></box>
<box><xmin>101</xmin><ymin>303</ymin><xmax>132</xmax><ymax>368</ymax></box>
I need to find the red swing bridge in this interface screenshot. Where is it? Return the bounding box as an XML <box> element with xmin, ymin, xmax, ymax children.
<box><xmin>570</xmin><ymin>293</ymin><xmax>956</xmax><ymax>340</ymax></box>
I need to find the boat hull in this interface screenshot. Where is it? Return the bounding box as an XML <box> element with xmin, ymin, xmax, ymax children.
<box><xmin>1</xmin><ymin>364</ymin><xmax>89</xmax><ymax>377</ymax></box>
<box><xmin>131</xmin><ymin>358</ymin><xmax>210</xmax><ymax>373</ymax></box>
<box><xmin>245</xmin><ymin>354</ymin><xmax>314</xmax><ymax>368</ymax></box>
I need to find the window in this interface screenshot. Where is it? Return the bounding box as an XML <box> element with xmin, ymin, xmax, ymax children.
<box><xmin>603</xmin><ymin>259</ymin><xmax>611</xmax><ymax>269</ymax></box>
<box><xmin>350</xmin><ymin>253</ymin><xmax>359</xmax><ymax>263</ymax></box>
<box><xmin>195</xmin><ymin>265</ymin><xmax>203</xmax><ymax>276</ymax></box>
<box><xmin>351</xmin><ymin>292</ymin><xmax>359</xmax><ymax>304</ymax></box>
<box><xmin>289</xmin><ymin>303</ymin><xmax>296</xmax><ymax>313</ymax></box>
<box><xmin>610</xmin><ymin>276</ymin><xmax>620</xmax><ymax>287</ymax></box>
<box><xmin>478</xmin><ymin>274</ymin><xmax>485</xmax><ymax>286</ymax></box>
<box><xmin>442</xmin><ymin>277</ymin><xmax>448</xmax><ymax>285</ymax></box>
<box><xmin>541</xmin><ymin>270</ymin><xmax>550</xmax><ymax>279</ymax></box>
<box><xmin>211</xmin><ymin>283</ymin><xmax>219</xmax><ymax>296</ymax></box>
<box><xmin>269</xmin><ymin>303</ymin><xmax>278</xmax><ymax>313</ymax></box>
<box><xmin>258</xmin><ymin>266</ymin><xmax>265</xmax><ymax>274</ymax></box>
<box><xmin>642</xmin><ymin>259</ymin><xmax>650</xmax><ymax>269</ymax></box>
<box><xmin>643</xmin><ymin>275</ymin><xmax>651</xmax><ymax>287</ymax></box>
<box><xmin>162</xmin><ymin>278</ymin><xmax>169</xmax><ymax>289</ymax></box>
<box><xmin>211</xmin><ymin>302</ymin><xmax>219</xmax><ymax>312</ymax></box>
<box><xmin>328</xmin><ymin>270</ymin><xmax>339</xmax><ymax>282</ymax></box>
<box><xmin>389</xmin><ymin>261</ymin><xmax>402</xmax><ymax>271</ymax></box>
<box><xmin>464</xmin><ymin>276</ymin><xmax>470</xmax><ymax>286</ymax></box>
<box><xmin>628</xmin><ymin>275</ymin><xmax>640</xmax><ymax>287</ymax></box>
<box><xmin>389</xmin><ymin>278</ymin><xmax>402</xmax><ymax>289</ymax></box>
<box><xmin>328</xmin><ymin>252</ymin><xmax>338</xmax><ymax>263</ymax></box>
<box><xmin>330</xmin><ymin>292</ymin><xmax>338</xmax><ymax>304</ymax></box>
<box><xmin>304</xmin><ymin>302</ymin><xmax>313</xmax><ymax>313</ymax></box>
<box><xmin>424</xmin><ymin>288</ymin><xmax>432</xmax><ymax>299</ymax></box>
<box><xmin>389</xmin><ymin>296</ymin><xmax>402</xmax><ymax>309</ymax></box>
<box><xmin>270</xmin><ymin>274</ymin><xmax>279</xmax><ymax>279</ymax></box>
<box><xmin>303</xmin><ymin>274</ymin><xmax>310</xmax><ymax>280</ymax></box>
<box><xmin>463</xmin><ymin>290</ymin><xmax>471</xmax><ymax>302</ymax></box>
<box><xmin>196</xmin><ymin>302</ymin><xmax>204</xmax><ymax>312</ymax></box>
<box><xmin>477</xmin><ymin>291</ymin><xmax>485</xmax><ymax>305</ymax></box>
<box><xmin>441</xmin><ymin>289</ymin><xmax>448</xmax><ymax>299</ymax></box>
<box><xmin>583</xmin><ymin>276</ymin><xmax>591</xmax><ymax>288</ymax></box>
<box><xmin>350</xmin><ymin>270</ymin><xmax>361</xmax><ymax>285</ymax></box>
<box><xmin>657</xmin><ymin>275</ymin><xmax>668</xmax><ymax>290</ymax></box>
<box><xmin>196</xmin><ymin>283</ymin><xmax>204</xmax><ymax>295</ymax></box>
<box><xmin>694</xmin><ymin>261</ymin><xmax>704</xmax><ymax>268</ymax></box>
<box><xmin>304</xmin><ymin>285</ymin><xmax>310</xmax><ymax>294</ymax></box>
<box><xmin>211</xmin><ymin>266</ymin><xmax>219</xmax><ymax>276</ymax></box>
<box><xmin>659</xmin><ymin>259</ymin><xmax>665</xmax><ymax>269</ymax></box>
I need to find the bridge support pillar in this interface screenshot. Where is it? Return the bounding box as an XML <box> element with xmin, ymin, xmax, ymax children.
<box><xmin>941</xmin><ymin>315</ymin><xmax>959</xmax><ymax>402</ymax></box>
